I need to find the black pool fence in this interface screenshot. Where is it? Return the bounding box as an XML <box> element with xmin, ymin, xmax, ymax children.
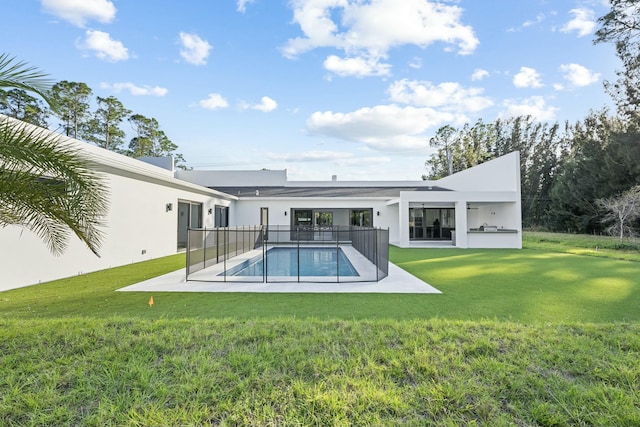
<box><xmin>185</xmin><ymin>225</ymin><xmax>389</xmax><ymax>283</ymax></box>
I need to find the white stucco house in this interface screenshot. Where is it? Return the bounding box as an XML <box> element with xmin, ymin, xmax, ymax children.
<box><xmin>0</xmin><ymin>116</ymin><xmax>521</xmax><ymax>291</ymax></box>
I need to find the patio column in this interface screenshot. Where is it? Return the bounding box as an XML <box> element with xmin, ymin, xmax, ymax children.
<box><xmin>398</xmin><ymin>195</ymin><xmax>410</xmax><ymax>247</ymax></box>
<box><xmin>455</xmin><ymin>200</ymin><xmax>468</xmax><ymax>248</ymax></box>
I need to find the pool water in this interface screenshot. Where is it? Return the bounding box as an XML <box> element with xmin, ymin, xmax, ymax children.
<box><xmin>224</xmin><ymin>247</ymin><xmax>359</xmax><ymax>277</ymax></box>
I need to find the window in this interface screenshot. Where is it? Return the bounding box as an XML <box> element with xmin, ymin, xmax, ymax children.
<box><xmin>350</xmin><ymin>209</ymin><xmax>372</xmax><ymax>227</ymax></box>
<box><xmin>214</xmin><ymin>205</ymin><xmax>229</xmax><ymax>227</ymax></box>
<box><xmin>314</xmin><ymin>211</ymin><xmax>333</xmax><ymax>227</ymax></box>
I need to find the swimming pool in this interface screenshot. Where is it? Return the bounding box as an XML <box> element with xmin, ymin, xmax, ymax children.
<box><xmin>223</xmin><ymin>247</ymin><xmax>359</xmax><ymax>277</ymax></box>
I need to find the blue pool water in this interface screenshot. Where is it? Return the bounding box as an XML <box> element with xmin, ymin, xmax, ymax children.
<box><xmin>223</xmin><ymin>247</ymin><xmax>359</xmax><ymax>277</ymax></box>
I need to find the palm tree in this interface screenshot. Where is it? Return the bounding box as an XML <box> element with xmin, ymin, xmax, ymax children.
<box><xmin>0</xmin><ymin>53</ymin><xmax>107</xmax><ymax>256</ymax></box>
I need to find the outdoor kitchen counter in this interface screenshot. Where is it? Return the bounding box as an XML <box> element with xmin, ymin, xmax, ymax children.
<box><xmin>467</xmin><ymin>229</ymin><xmax>519</xmax><ymax>233</ymax></box>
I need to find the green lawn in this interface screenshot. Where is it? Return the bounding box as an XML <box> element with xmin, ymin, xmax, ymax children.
<box><xmin>2</xmin><ymin>317</ymin><xmax>638</xmax><ymax>426</ymax></box>
<box><xmin>2</xmin><ymin>234</ymin><xmax>639</xmax><ymax>323</ymax></box>
<box><xmin>1</xmin><ymin>232</ymin><xmax>639</xmax><ymax>426</ymax></box>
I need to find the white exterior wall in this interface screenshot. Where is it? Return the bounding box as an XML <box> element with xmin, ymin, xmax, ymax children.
<box><xmin>1</xmin><ymin>168</ymin><xmax>233</xmax><ymax>291</ymax></box>
<box><xmin>0</xmin><ymin>120</ymin><xmax>234</xmax><ymax>291</ymax></box>
<box><xmin>230</xmin><ymin>198</ymin><xmax>397</xmax><ymax>239</ymax></box>
<box><xmin>437</xmin><ymin>151</ymin><xmax>520</xmax><ymax>192</ymax></box>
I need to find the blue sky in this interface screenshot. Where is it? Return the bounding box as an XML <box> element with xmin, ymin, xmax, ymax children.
<box><xmin>3</xmin><ymin>0</ymin><xmax>616</xmax><ymax>180</ymax></box>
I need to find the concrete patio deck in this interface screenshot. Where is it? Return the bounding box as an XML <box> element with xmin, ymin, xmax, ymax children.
<box><xmin>117</xmin><ymin>262</ymin><xmax>441</xmax><ymax>294</ymax></box>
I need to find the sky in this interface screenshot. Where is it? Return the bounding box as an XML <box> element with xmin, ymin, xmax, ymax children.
<box><xmin>3</xmin><ymin>0</ymin><xmax>618</xmax><ymax>181</ymax></box>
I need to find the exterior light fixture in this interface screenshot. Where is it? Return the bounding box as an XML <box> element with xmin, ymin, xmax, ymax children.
<box><xmin>377</xmin><ymin>211</ymin><xmax>380</xmax><ymax>216</ymax></box>
<box><xmin>284</xmin><ymin>211</ymin><xmax>287</xmax><ymax>216</ymax></box>
<box><xmin>208</xmin><ymin>208</ymin><xmax>213</xmax><ymax>215</ymax></box>
<box><xmin>166</xmin><ymin>203</ymin><xmax>173</xmax><ymax>212</ymax></box>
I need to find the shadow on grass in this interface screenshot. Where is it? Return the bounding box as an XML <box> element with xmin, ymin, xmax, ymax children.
<box><xmin>2</xmin><ymin>248</ymin><xmax>640</xmax><ymax>323</ymax></box>
<box><xmin>392</xmin><ymin>247</ymin><xmax>640</xmax><ymax>323</ymax></box>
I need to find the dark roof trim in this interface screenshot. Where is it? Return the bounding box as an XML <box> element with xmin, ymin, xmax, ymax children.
<box><xmin>210</xmin><ymin>186</ymin><xmax>452</xmax><ymax>198</ymax></box>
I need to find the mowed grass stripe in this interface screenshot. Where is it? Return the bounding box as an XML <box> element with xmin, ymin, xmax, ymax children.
<box><xmin>1</xmin><ymin>318</ymin><xmax>639</xmax><ymax>426</ymax></box>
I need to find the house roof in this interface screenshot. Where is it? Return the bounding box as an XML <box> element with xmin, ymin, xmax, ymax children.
<box><xmin>210</xmin><ymin>185</ymin><xmax>452</xmax><ymax>198</ymax></box>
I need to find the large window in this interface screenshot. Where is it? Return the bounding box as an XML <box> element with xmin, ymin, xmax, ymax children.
<box><xmin>409</xmin><ymin>207</ymin><xmax>455</xmax><ymax>241</ymax></box>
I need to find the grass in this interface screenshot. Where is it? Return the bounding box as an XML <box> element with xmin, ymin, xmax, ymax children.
<box><xmin>1</xmin><ymin>232</ymin><xmax>639</xmax><ymax>425</ymax></box>
<box><xmin>524</xmin><ymin>231</ymin><xmax>640</xmax><ymax>262</ymax></box>
<box><xmin>1</xmin><ymin>318</ymin><xmax>639</xmax><ymax>426</ymax></box>
<box><xmin>2</xmin><ymin>234</ymin><xmax>640</xmax><ymax>323</ymax></box>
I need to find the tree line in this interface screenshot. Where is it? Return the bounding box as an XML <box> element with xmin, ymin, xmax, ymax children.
<box><xmin>0</xmin><ymin>80</ymin><xmax>186</xmax><ymax>168</ymax></box>
<box><xmin>424</xmin><ymin>112</ymin><xmax>640</xmax><ymax>236</ymax></box>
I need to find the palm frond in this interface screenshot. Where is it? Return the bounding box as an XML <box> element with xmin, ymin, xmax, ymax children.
<box><xmin>0</xmin><ymin>117</ymin><xmax>108</xmax><ymax>256</ymax></box>
<box><xmin>0</xmin><ymin>53</ymin><xmax>53</xmax><ymax>103</ymax></box>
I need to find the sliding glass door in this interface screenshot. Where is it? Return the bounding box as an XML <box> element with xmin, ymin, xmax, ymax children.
<box><xmin>177</xmin><ymin>201</ymin><xmax>203</xmax><ymax>250</ymax></box>
<box><xmin>409</xmin><ymin>208</ymin><xmax>455</xmax><ymax>241</ymax></box>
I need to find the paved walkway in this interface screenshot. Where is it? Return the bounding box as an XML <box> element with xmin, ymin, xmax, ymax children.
<box><xmin>117</xmin><ymin>262</ymin><xmax>441</xmax><ymax>294</ymax></box>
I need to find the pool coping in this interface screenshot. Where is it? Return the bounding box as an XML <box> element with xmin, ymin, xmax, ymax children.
<box><xmin>117</xmin><ymin>261</ymin><xmax>441</xmax><ymax>294</ymax></box>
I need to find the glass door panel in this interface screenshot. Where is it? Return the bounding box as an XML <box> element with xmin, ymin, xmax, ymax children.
<box><xmin>177</xmin><ymin>201</ymin><xmax>203</xmax><ymax>250</ymax></box>
<box><xmin>314</xmin><ymin>211</ymin><xmax>333</xmax><ymax>240</ymax></box>
<box><xmin>293</xmin><ymin>209</ymin><xmax>313</xmax><ymax>240</ymax></box>
<box><xmin>409</xmin><ymin>208</ymin><xmax>455</xmax><ymax>241</ymax></box>
<box><xmin>177</xmin><ymin>202</ymin><xmax>189</xmax><ymax>250</ymax></box>
<box><xmin>350</xmin><ymin>209</ymin><xmax>372</xmax><ymax>227</ymax></box>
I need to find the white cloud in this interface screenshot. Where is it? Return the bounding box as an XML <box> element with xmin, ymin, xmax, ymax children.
<box><xmin>501</xmin><ymin>96</ymin><xmax>557</xmax><ymax>121</ymax></box>
<box><xmin>237</xmin><ymin>0</ymin><xmax>254</xmax><ymax>13</ymax></box>
<box><xmin>306</xmin><ymin>104</ymin><xmax>466</xmax><ymax>151</ymax></box>
<box><xmin>267</xmin><ymin>150</ymin><xmax>355</xmax><ymax>162</ymax></box>
<box><xmin>199</xmin><ymin>93</ymin><xmax>229</xmax><ymax>110</ymax></box>
<box><xmin>179</xmin><ymin>32</ymin><xmax>212</xmax><ymax>65</ymax></box>
<box><xmin>267</xmin><ymin>151</ymin><xmax>391</xmax><ymax>168</ymax></box>
<box><xmin>522</xmin><ymin>13</ymin><xmax>545</xmax><ymax>28</ymax></box>
<box><xmin>388</xmin><ymin>79</ymin><xmax>493</xmax><ymax>113</ymax></box>
<box><xmin>508</xmin><ymin>13</ymin><xmax>546</xmax><ymax>32</ymax></box>
<box><xmin>41</xmin><ymin>0</ymin><xmax>116</xmax><ymax>27</ymax></box>
<box><xmin>77</xmin><ymin>30</ymin><xmax>128</xmax><ymax>62</ymax></box>
<box><xmin>252</xmin><ymin>96</ymin><xmax>278</xmax><ymax>112</ymax></box>
<box><xmin>282</xmin><ymin>0</ymin><xmax>478</xmax><ymax>77</ymax></box>
<box><xmin>101</xmin><ymin>82</ymin><xmax>168</xmax><ymax>96</ymax></box>
<box><xmin>561</xmin><ymin>8</ymin><xmax>596</xmax><ymax>37</ymax></box>
<box><xmin>513</xmin><ymin>66</ymin><xmax>543</xmax><ymax>88</ymax></box>
<box><xmin>333</xmin><ymin>156</ymin><xmax>391</xmax><ymax>167</ymax></box>
<box><xmin>559</xmin><ymin>63</ymin><xmax>601</xmax><ymax>87</ymax></box>
<box><xmin>323</xmin><ymin>55</ymin><xmax>391</xmax><ymax>77</ymax></box>
<box><xmin>408</xmin><ymin>57</ymin><xmax>423</xmax><ymax>69</ymax></box>
<box><xmin>471</xmin><ymin>68</ymin><xmax>489</xmax><ymax>81</ymax></box>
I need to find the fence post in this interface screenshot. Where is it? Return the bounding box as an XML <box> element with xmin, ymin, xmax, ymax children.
<box><xmin>297</xmin><ymin>226</ymin><xmax>301</xmax><ymax>283</ymax></box>
<box><xmin>264</xmin><ymin>225</ymin><xmax>268</xmax><ymax>283</ymax></box>
<box><xmin>186</xmin><ymin>229</ymin><xmax>191</xmax><ymax>281</ymax></box>
<box><xmin>216</xmin><ymin>227</ymin><xmax>219</xmax><ymax>264</ymax></box>
<box><xmin>203</xmin><ymin>228</ymin><xmax>207</xmax><ymax>270</ymax></box>
<box><xmin>336</xmin><ymin>227</ymin><xmax>340</xmax><ymax>283</ymax></box>
<box><xmin>375</xmin><ymin>228</ymin><xmax>379</xmax><ymax>282</ymax></box>
<box><xmin>223</xmin><ymin>227</ymin><xmax>228</xmax><ymax>282</ymax></box>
